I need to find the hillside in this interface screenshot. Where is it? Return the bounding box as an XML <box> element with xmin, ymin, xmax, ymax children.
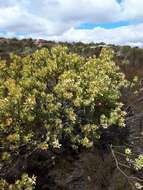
<box><xmin>0</xmin><ymin>38</ymin><xmax>143</xmax><ymax>190</ymax></box>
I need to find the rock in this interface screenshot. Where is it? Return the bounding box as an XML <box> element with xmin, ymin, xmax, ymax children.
<box><xmin>126</xmin><ymin>112</ymin><xmax>143</xmax><ymax>153</ymax></box>
<box><xmin>27</xmin><ymin>148</ymin><xmax>132</xmax><ymax>190</ymax></box>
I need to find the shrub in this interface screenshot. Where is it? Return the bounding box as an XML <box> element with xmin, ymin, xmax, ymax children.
<box><xmin>0</xmin><ymin>46</ymin><xmax>126</xmax><ymax>163</ymax></box>
<box><xmin>0</xmin><ymin>174</ymin><xmax>36</xmax><ymax>190</ymax></box>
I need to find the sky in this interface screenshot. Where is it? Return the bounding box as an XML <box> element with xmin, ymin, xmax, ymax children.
<box><xmin>0</xmin><ymin>0</ymin><xmax>143</xmax><ymax>46</ymax></box>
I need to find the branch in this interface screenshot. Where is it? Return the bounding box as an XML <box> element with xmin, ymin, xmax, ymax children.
<box><xmin>110</xmin><ymin>145</ymin><xmax>143</xmax><ymax>187</ymax></box>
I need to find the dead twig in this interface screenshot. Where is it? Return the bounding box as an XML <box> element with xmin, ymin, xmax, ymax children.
<box><xmin>110</xmin><ymin>145</ymin><xmax>143</xmax><ymax>190</ymax></box>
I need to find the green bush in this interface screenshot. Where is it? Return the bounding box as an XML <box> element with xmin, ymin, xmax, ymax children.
<box><xmin>0</xmin><ymin>174</ymin><xmax>36</xmax><ymax>190</ymax></box>
<box><xmin>0</xmin><ymin>46</ymin><xmax>126</xmax><ymax>160</ymax></box>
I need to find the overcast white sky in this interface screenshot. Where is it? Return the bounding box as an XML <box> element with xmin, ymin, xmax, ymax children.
<box><xmin>0</xmin><ymin>0</ymin><xmax>143</xmax><ymax>46</ymax></box>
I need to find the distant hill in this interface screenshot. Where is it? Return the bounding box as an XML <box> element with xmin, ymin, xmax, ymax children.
<box><xmin>0</xmin><ymin>37</ymin><xmax>143</xmax><ymax>69</ymax></box>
